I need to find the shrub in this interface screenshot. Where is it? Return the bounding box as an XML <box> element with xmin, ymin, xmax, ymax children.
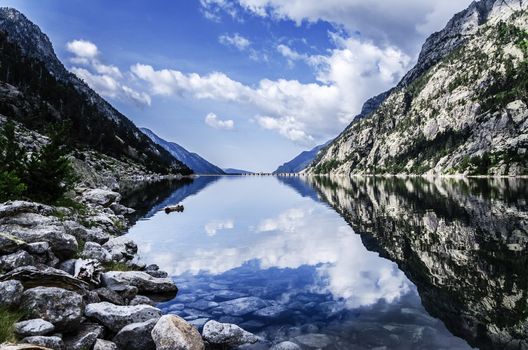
<box><xmin>0</xmin><ymin>307</ymin><xmax>24</xmax><ymax>343</ymax></box>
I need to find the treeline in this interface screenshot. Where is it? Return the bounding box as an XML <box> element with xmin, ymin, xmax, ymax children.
<box><xmin>0</xmin><ymin>120</ymin><xmax>75</xmax><ymax>204</ymax></box>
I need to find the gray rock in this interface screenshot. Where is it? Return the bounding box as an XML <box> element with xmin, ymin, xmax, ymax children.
<box><xmin>21</xmin><ymin>287</ymin><xmax>84</xmax><ymax>331</ymax></box>
<box><xmin>0</xmin><ymin>250</ymin><xmax>34</xmax><ymax>271</ymax></box>
<box><xmin>270</xmin><ymin>341</ymin><xmax>301</xmax><ymax>350</ymax></box>
<box><xmin>0</xmin><ymin>201</ymin><xmax>54</xmax><ymax>219</ymax></box>
<box><xmin>21</xmin><ymin>335</ymin><xmax>64</xmax><ymax>350</ymax></box>
<box><xmin>5</xmin><ymin>224</ymin><xmax>78</xmax><ymax>259</ymax></box>
<box><xmin>189</xmin><ymin>318</ymin><xmax>209</xmax><ymax>332</ymax></box>
<box><xmin>85</xmin><ymin>228</ymin><xmax>111</xmax><ymax>245</ymax></box>
<box><xmin>202</xmin><ymin>320</ymin><xmax>259</xmax><ymax>347</ymax></box>
<box><xmin>63</xmin><ymin>323</ymin><xmax>105</xmax><ymax>350</ymax></box>
<box><xmin>151</xmin><ymin>315</ymin><xmax>204</xmax><ymax>350</ymax></box>
<box><xmin>253</xmin><ymin>305</ymin><xmax>290</xmax><ymax>319</ymax></box>
<box><xmin>102</xmin><ymin>271</ymin><xmax>177</xmax><ymax>294</ymax></box>
<box><xmin>57</xmin><ymin>259</ymin><xmax>76</xmax><ymax>275</ymax></box>
<box><xmin>25</xmin><ymin>242</ymin><xmax>50</xmax><ymax>255</ymax></box>
<box><xmin>95</xmin><ymin>287</ymin><xmax>124</xmax><ymax>305</ymax></box>
<box><xmin>213</xmin><ymin>290</ymin><xmax>247</xmax><ymax>301</ymax></box>
<box><xmin>129</xmin><ymin>295</ymin><xmax>155</xmax><ymax>306</ymax></box>
<box><xmin>85</xmin><ymin>302</ymin><xmax>161</xmax><ymax>332</ymax></box>
<box><xmin>93</xmin><ymin>339</ymin><xmax>118</xmax><ymax>350</ymax></box>
<box><xmin>0</xmin><ymin>279</ymin><xmax>24</xmax><ymax>307</ymax></box>
<box><xmin>102</xmin><ymin>236</ymin><xmax>137</xmax><ymax>261</ymax></box>
<box><xmin>187</xmin><ymin>299</ymin><xmax>218</xmax><ymax>311</ymax></box>
<box><xmin>14</xmin><ymin>319</ymin><xmax>55</xmax><ymax>337</ymax></box>
<box><xmin>217</xmin><ymin>297</ymin><xmax>269</xmax><ymax>316</ymax></box>
<box><xmin>80</xmin><ymin>242</ymin><xmax>112</xmax><ymax>263</ymax></box>
<box><xmin>74</xmin><ymin>259</ymin><xmax>104</xmax><ymax>285</ymax></box>
<box><xmin>146</xmin><ymin>270</ymin><xmax>168</xmax><ymax>278</ymax></box>
<box><xmin>293</xmin><ymin>334</ymin><xmax>332</xmax><ymax>348</ymax></box>
<box><xmin>113</xmin><ymin>318</ymin><xmax>158</xmax><ymax>350</ymax></box>
<box><xmin>0</xmin><ymin>231</ymin><xmax>27</xmax><ymax>255</ymax></box>
<box><xmin>82</xmin><ymin>189</ymin><xmax>121</xmax><ymax>207</ymax></box>
<box><xmin>1</xmin><ymin>265</ymin><xmax>89</xmax><ymax>294</ymax></box>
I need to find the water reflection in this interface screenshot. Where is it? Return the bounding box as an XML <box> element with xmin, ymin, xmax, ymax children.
<box><xmin>308</xmin><ymin>176</ymin><xmax>528</xmax><ymax>350</ymax></box>
<box><xmin>127</xmin><ymin>176</ymin><xmax>480</xmax><ymax>349</ymax></box>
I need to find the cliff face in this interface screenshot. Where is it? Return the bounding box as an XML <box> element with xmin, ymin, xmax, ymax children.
<box><xmin>310</xmin><ymin>176</ymin><xmax>528</xmax><ymax>350</ymax></box>
<box><xmin>308</xmin><ymin>0</ymin><xmax>528</xmax><ymax>176</ymax></box>
<box><xmin>0</xmin><ymin>8</ymin><xmax>191</xmax><ymax>175</ymax></box>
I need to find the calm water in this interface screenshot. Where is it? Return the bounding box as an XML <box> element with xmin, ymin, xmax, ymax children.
<box><xmin>124</xmin><ymin>176</ymin><xmax>528</xmax><ymax>350</ymax></box>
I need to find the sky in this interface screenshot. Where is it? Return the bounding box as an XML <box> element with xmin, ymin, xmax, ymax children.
<box><xmin>1</xmin><ymin>0</ymin><xmax>473</xmax><ymax>172</ymax></box>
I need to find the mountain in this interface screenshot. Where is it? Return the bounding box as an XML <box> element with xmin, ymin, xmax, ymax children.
<box><xmin>0</xmin><ymin>8</ymin><xmax>191</xmax><ymax>175</ymax></box>
<box><xmin>308</xmin><ymin>0</ymin><xmax>528</xmax><ymax>176</ymax></box>
<box><xmin>141</xmin><ymin>128</ymin><xmax>225</xmax><ymax>175</ymax></box>
<box><xmin>223</xmin><ymin>168</ymin><xmax>253</xmax><ymax>175</ymax></box>
<box><xmin>274</xmin><ymin>142</ymin><xmax>329</xmax><ymax>174</ymax></box>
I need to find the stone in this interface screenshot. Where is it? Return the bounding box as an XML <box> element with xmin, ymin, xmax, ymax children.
<box><xmin>187</xmin><ymin>299</ymin><xmax>218</xmax><ymax>311</ymax></box>
<box><xmin>0</xmin><ymin>250</ymin><xmax>34</xmax><ymax>271</ymax></box>
<box><xmin>113</xmin><ymin>318</ymin><xmax>158</xmax><ymax>350</ymax></box>
<box><xmin>14</xmin><ymin>319</ymin><xmax>55</xmax><ymax>337</ymax></box>
<box><xmin>0</xmin><ymin>344</ymin><xmax>51</xmax><ymax>350</ymax></box>
<box><xmin>270</xmin><ymin>341</ymin><xmax>302</xmax><ymax>350</ymax></box>
<box><xmin>20</xmin><ymin>336</ymin><xmax>64</xmax><ymax>350</ymax></box>
<box><xmin>0</xmin><ymin>265</ymin><xmax>89</xmax><ymax>294</ymax></box>
<box><xmin>63</xmin><ymin>323</ymin><xmax>105</xmax><ymax>350</ymax></box>
<box><xmin>0</xmin><ymin>201</ymin><xmax>54</xmax><ymax>219</ymax></box>
<box><xmin>0</xmin><ymin>279</ymin><xmax>24</xmax><ymax>307</ymax></box>
<box><xmin>74</xmin><ymin>259</ymin><xmax>103</xmax><ymax>285</ymax></box>
<box><xmin>84</xmin><ymin>228</ymin><xmax>111</xmax><ymax>245</ymax></box>
<box><xmin>217</xmin><ymin>297</ymin><xmax>268</xmax><ymax>316</ymax></box>
<box><xmin>85</xmin><ymin>302</ymin><xmax>161</xmax><ymax>332</ymax></box>
<box><xmin>0</xmin><ymin>231</ymin><xmax>27</xmax><ymax>255</ymax></box>
<box><xmin>188</xmin><ymin>318</ymin><xmax>209</xmax><ymax>332</ymax></box>
<box><xmin>202</xmin><ymin>320</ymin><xmax>259</xmax><ymax>347</ymax></box>
<box><xmin>213</xmin><ymin>290</ymin><xmax>247</xmax><ymax>301</ymax></box>
<box><xmin>146</xmin><ymin>270</ymin><xmax>168</xmax><ymax>278</ymax></box>
<box><xmin>21</xmin><ymin>287</ymin><xmax>83</xmax><ymax>331</ymax></box>
<box><xmin>151</xmin><ymin>315</ymin><xmax>204</xmax><ymax>350</ymax></box>
<box><xmin>102</xmin><ymin>237</ymin><xmax>137</xmax><ymax>261</ymax></box>
<box><xmin>129</xmin><ymin>295</ymin><xmax>155</xmax><ymax>306</ymax></box>
<box><xmin>253</xmin><ymin>305</ymin><xmax>290</xmax><ymax>319</ymax></box>
<box><xmin>95</xmin><ymin>287</ymin><xmax>124</xmax><ymax>305</ymax></box>
<box><xmin>102</xmin><ymin>271</ymin><xmax>177</xmax><ymax>294</ymax></box>
<box><xmin>26</xmin><ymin>242</ymin><xmax>50</xmax><ymax>255</ymax></box>
<box><xmin>57</xmin><ymin>259</ymin><xmax>76</xmax><ymax>275</ymax></box>
<box><xmin>293</xmin><ymin>334</ymin><xmax>332</xmax><ymax>348</ymax></box>
<box><xmin>80</xmin><ymin>242</ymin><xmax>112</xmax><ymax>263</ymax></box>
<box><xmin>93</xmin><ymin>339</ymin><xmax>118</xmax><ymax>350</ymax></box>
<box><xmin>82</xmin><ymin>189</ymin><xmax>121</xmax><ymax>207</ymax></box>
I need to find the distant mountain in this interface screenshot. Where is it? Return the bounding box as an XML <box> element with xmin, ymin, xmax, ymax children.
<box><xmin>0</xmin><ymin>8</ymin><xmax>190</xmax><ymax>175</ymax></box>
<box><xmin>141</xmin><ymin>128</ymin><xmax>225</xmax><ymax>175</ymax></box>
<box><xmin>274</xmin><ymin>142</ymin><xmax>329</xmax><ymax>174</ymax></box>
<box><xmin>224</xmin><ymin>168</ymin><xmax>253</xmax><ymax>175</ymax></box>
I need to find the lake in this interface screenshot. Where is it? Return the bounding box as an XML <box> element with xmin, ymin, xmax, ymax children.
<box><xmin>124</xmin><ymin>176</ymin><xmax>528</xmax><ymax>350</ymax></box>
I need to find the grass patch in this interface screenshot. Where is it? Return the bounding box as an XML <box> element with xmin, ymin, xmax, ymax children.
<box><xmin>102</xmin><ymin>261</ymin><xmax>137</xmax><ymax>272</ymax></box>
<box><xmin>0</xmin><ymin>307</ymin><xmax>24</xmax><ymax>343</ymax></box>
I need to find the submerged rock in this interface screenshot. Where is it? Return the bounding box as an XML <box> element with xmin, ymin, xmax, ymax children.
<box><xmin>270</xmin><ymin>341</ymin><xmax>302</xmax><ymax>350</ymax></box>
<box><xmin>0</xmin><ymin>279</ymin><xmax>24</xmax><ymax>307</ymax></box>
<box><xmin>202</xmin><ymin>320</ymin><xmax>259</xmax><ymax>347</ymax></box>
<box><xmin>293</xmin><ymin>334</ymin><xmax>332</xmax><ymax>349</ymax></box>
<box><xmin>151</xmin><ymin>315</ymin><xmax>204</xmax><ymax>350</ymax></box>
<box><xmin>14</xmin><ymin>319</ymin><xmax>55</xmax><ymax>337</ymax></box>
<box><xmin>21</xmin><ymin>286</ymin><xmax>84</xmax><ymax>331</ymax></box>
<box><xmin>253</xmin><ymin>305</ymin><xmax>290</xmax><ymax>319</ymax></box>
<box><xmin>113</xmin><ymin>318</ymin><xmax>157</xmax><ymax>350</ymax></box>
<box><xmin>85</xmin><ymin>302</ymin><xmax>161</xmax><ymax>332</ymax></box>
<box><xmin>217</xmin><ymin>297</ymin><xmax>269</xmax><ymax>316</ymax></box>
<box><xmin>102</xmin><ymin>271</ymin><xmax>177</xmax><ymax>294</ymax></box>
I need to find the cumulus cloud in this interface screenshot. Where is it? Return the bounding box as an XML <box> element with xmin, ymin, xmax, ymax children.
<box><xmin>204</xmin><ymin>219</ymin><xmax>235</xmax><ymax>236</ymax></box>
<box><xmin>66</xmin><ymin>40</ymin><xmax>151</xmax><ymax>107</ymax></box>
<box><xmin>219</xmin><ymin>33</ymin><xmax>251</xmax><ymax>51</ymax></box>
<box><xmin>205</xmin><ymin>113</ymin><xmax>235</xmax><ymax>130</ymax></box>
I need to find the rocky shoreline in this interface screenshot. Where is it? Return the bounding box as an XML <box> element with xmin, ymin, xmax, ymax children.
<box><xmin>0</xmin><ymin>184</ymin><xmax>274</xmax><ymax>350</ymax></box>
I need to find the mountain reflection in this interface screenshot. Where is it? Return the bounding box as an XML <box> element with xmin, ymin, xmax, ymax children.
<box><xmin>308</xmin><ymin>176</ymin><xmax>528</xmax><ymax>350</ymax></box>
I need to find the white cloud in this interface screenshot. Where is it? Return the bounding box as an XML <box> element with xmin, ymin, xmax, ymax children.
<box><xmin>219</xmin><ymin>33</ymin><xmax>251</xmax><ymax>51</ymax></box>
<box><xmin>205</xmin><ymin>113</ymin><xmax>235</xmax><ymax>130</ymax></box>
<box><xmin>66</xmin><ymin>39</ymin><xmax>99</xmax><ymax>58</ymax></box>
<box><xmin>66</xmin><ymin>40</ymin><xmax>151</xmax><ymax>107</ymax></box>
<box><xmin>205</xmin><ymin>219</ymin><xmax>235</xmax><ymax>236</ymax></box>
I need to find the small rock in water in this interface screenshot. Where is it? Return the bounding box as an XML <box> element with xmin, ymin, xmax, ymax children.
<box><xmin>187</xmin><ymin>299</ymin><xmax>219</xmax><ymax>311</ymax></box>
<box><xmin>253</xmin><ymin>305</ymin><xmax>290</xmax><ymax>319</ymax></box>
<box><xmin>0</xmin><ymin>279</ymin><xmax>24</xmax><ymax>307</ymax></box>
<box><xmin>113</xmin><ymin>318</ymin><xmax>157</xmax><ymax>350</ymax></box>
<box><xmin>202</xmin><ymin>320</ymin><xmax>259</xmax><ymax>347</ymax></box>
<box><xmin>270</xmin><ymin>341</ymin><xmax>302</xmax><ymax>350</ymax></box>
<box><xmin>151</xmin><ymin>315</ymin><xmax>204</xmax><ymax>350</ymax></box>
<box><xmin>217</xmin><ymin>297</ymin><xmax>268</xmax><ymax>316</ymax></box>
<box><xmin>213</xmin><ymin>290</ymin><xmax>247</xmax><ymax>301</ymax></box>
<box><xmin>293</xmin><ymin>334</ymin><xmax>332</xmax><ymax>348</ymax></box>
<box><xmin>14</xmin><ymin>319</ymin><xmax>55</xmax><ymax>337</ymax></box>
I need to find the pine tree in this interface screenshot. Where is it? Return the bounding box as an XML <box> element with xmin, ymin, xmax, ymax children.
<box><xmin>0</xmin><ymin>120</ymin><xmax>27</xmax><ymax>201</ymax></box>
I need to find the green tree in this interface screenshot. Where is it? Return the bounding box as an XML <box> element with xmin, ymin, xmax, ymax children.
<box><xmin>0</xmin><ymin>120</ymin><xmax>27</xmax><ymax>201</ymax></box>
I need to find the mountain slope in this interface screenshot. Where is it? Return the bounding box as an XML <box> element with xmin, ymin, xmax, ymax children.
<box><xmin>308</xmin><ymin>0</ymin><xmax>528</xmax><ymax>176</ymax></box>
<box><xmin>141</xmin><ymin>128</ymin><xmax>225</xmax><ymax>175</ymax></box>
<box><xmin>224</xmin><ymin>168</ymin><xmax>253</xmax><ymax>175</ymax></box>
<box><xmin>0</xmin><ymin>8</ymin><xmax>191</xmax><ymax>175</ymax></box>
<box><xmin>274</xmin><ymin>143</ymin><xmax>329</xmax><ymax>174</ymax></box>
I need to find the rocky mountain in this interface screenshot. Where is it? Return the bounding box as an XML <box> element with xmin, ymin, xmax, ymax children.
<box><xmin>274</xmin><ymin>142</ymin><xmax>329</xmax><ymax>174</ymax></box>
<box><xmin>308</xmin><ymin>0</ymin><xmax>528</xmax><ymax>176</ymax></box>
<box><xmin>0</xmin><ymin>8</ymin><xmax>191</xmax><ymax>175</ymax></box>
<box><xmin>223</xmin><ymin>168</ymin><xmax>253</xmax><ymax>175</ymax></box>
<box><xmin>310</xmin><ymin>176</ymin><xmax>528</xmax><ymax>350</ymax></box>
<box><xmin>141</xmin><ymin>128</ymin><xmax>225</xmax><ymax>175</ymax></box>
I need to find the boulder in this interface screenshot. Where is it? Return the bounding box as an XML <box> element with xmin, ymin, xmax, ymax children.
<box><xmin>270</xmin><ymin>341</ymin><xmax>302</xmax><ymax>350</ymax></box>
<box><xmin>95</xmin><ymin>288</ymin><xmax>124</xmax><ymax>305</ymax></box>
<box><xmin>85</xmin><ymin>302</ymin><xmax>161</xmax><ymax>333</ymax></box>
<box><xmin>63</xmin><ymin>323</ymin><xmax>105</xmax><ymax>350</ymax></box>
<box><xmin>26</xmin><ymin>242</ymin><xmax>50</xmax><ymax>255</ymax></box>
<box><xmin>102</xmin><ymin>237</ymin><xmax>137</xmax><ymax>261</ymax></box>
<box><xmin>20</xmin><ymin>336</ymin><xmax>64</xmax><ymax>350</ymax></box>
<box><xmin>0</xmin><ymin>265</ymin><xmax>89</xmax><ymax>294</ymax></box>
<box><xmin>113</xmin><ymin>318</ymin><xmax>158</xmax><ymax>350</ymax></box>
<box><xmin>0</xmin><ymin>231</ymin><xmax>27</xmax><ymax>255</ymax></box>
<box><xmin>82</xmin><ymin>189</ymin><xmax>121</xmax><ymax>207</ymax></box>
<box><xmin>21</xmin><ymin>287</ymin><xmax>84</xmax><ymax>331</ymax></box>
<box><xmin>85</xmin><ymin>228</ymin><xmax>111</xmax><ymax>245</ymax></box>
<box><xmin>80</xmin><ymin>242</ymin><xmax>112</xmax><ymax>263</ymax></box>
<box><xmin>14</xmin><ymin>319</ymin><xmax>55</xmax><ymax>337</ymax></box>
<box><xmin>0</xmin><ymin>201</ymin><xmax>54</xmax><ymax>219</ymax></box>
<box><xmin>0</xmin><ymin>279</ymin><xmax>24</xmax><ymax>307</ymax></box>
<box><xmin>63</xmin><ymin>221</ymin><xmax>110</xmax><ymax>245</ymax></box>
<box><xmin>4</xmin><ymin>224</ymin><xmax>77</xmax><ymax>259</ymax></box>
<box><xmin>129</xmin><ymin>295</ymin><xmax>155</xmax><ymax>306</ymax></box>
<box><xmin>151</xmin><ymin>315</ymin><xmax>204</xmax><ymax>350</ymax></box>
<box><xmin>74</xmin><ymin>259</ymin><xmax>104</xmax><ymax>285</ymax></box>
<box><xmin>202</xmin><ymin>320</ymin><xmax>259</xmax><ymax>347</ymax></box>
<box><xmin>0</xmin><ymin>250</ymin><xmax>34</xmax><ymax>272</ymax></box>
<box><xmin>57</xmin><ymin>259</ymin><xmax>76</xmax><ymax>275</ymax></box>
<box><xmin>93</xmin><ymin>339</ymin><xmax>118</xmax><ymax>350</ymax></box>
<box><xmin>102</xmin><ymin>271</ymin><xmax>177</xmax><ymax>294</ymax></box>
<box><xmin>217</xmin><ymin>297</ymin><xmax>269</xmax><ymax>316</ymax></box>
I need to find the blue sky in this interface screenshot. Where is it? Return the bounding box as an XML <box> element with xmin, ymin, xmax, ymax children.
<box><xmin>1</xmin><ymin>0</ymin><xmax>472</xmax><ymax>172</ymax></box>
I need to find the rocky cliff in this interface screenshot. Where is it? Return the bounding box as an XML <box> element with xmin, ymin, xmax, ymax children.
<box><xmin>308</xmin><ymin>0</ymin><xmax>528</xmax><ymax>176</ymax></box>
